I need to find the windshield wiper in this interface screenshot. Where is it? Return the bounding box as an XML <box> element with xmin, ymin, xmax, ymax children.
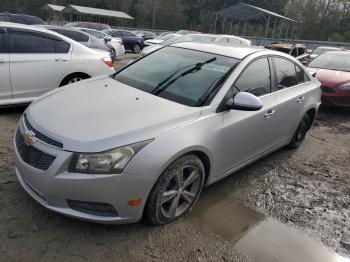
<box><xmin>196</xmin><ymin>65</ymin><xmax>236</xmax><ymax>106</ymax></box>
<box><xmin>152</xmin><ymin>57</ymin><xmax>217</xmax><ymax>95</ymax></box>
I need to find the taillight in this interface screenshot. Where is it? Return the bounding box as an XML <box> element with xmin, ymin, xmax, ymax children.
<box><xmin>101</xmin><ymin>57</ymin><xmax>113</xmax><ymax>67</ymax></box>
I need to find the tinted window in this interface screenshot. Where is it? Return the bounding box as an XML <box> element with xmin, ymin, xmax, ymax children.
<box><xmin>52</xmin><ymin>29</ymin><xmax>86</xmax><ymax>42</ymax></box>
<box><xmin>111</xmin><ymin>31</ymin><xmax>122</xmax><ymax>37</ymax></box>
<box><xmin>291</xmin><ymin>48</ymin><xmax>297</xmax><ymax>57</ymax></box>
<box><xmin>8</xmin><ymin>14</ymin><xmax>25</xmax><ymax>24</ymax></box>
<box><xmin>80</xmin><ymin>32</ymin><xmax>89</xmax><ymax>42</ymax></box>
<box><xmin>0</xmin><ymin>28</ymin><xmax>6</xmax><ymax>53</ymax></box>
<box><xmin>297</xmin><ymin>48</ymin><xmax>305</xmax><ymax>56</ymax></box>
<box><xmin>11</xmin><ymin>31</ymin><xmax>55</xmax><ymax>53</ymax></box>
<box><xmin>274</xmin><ymin>57</ymin><xmax>297</xmax><ymax>89</ymax></box>
<box><xmin>295</xmin><ymin>65</ymin><xmax>309</xmax><ymax>84</ymax></box>
<box><xmin>55</xmin><ymin>40</ymin><xmax>70</xmax><ymax>53</ymax></box>
<box><xmin>0</xmin><ymin>14</ymin><xmax>7</xmax><ymax>21</ymax></box>
<box><xmin>123</xmin><ymin>32</ymin><xmax>136</xmax><ymax>37</ymax></box>
<box><xmin>234</xmin><ymin>58</ymin><xmax>271</xmax><ymax>97</ymax></box>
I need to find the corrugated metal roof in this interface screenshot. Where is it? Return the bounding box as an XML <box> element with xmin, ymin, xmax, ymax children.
<box><xmin>42</xmin><ymin>4</ymin><xmax>65</xmax><ymax>12</ymax></box>
<box><xmin>62</xmin><ymin>5</ymin><xmax>134</xmax><ymax>20</ymax></box>
<box><xmin>216</xmin><ymin>3</ymin><xmax>297</xmax><ymax>23</ymax></box>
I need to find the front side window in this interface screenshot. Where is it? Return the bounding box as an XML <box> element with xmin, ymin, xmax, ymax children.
<box><xmin>234</xmin><ymin>58</ymin><xmax>271</xmax><ymax>97</ymax></box>
<box><xmin>0</xmin><ymin>14</ymin><xmax>7</xmax><ymax>22</ymax></box>
<box><xmin>113</xmin><ymin>47</ymin><xmax>240</xmax><ymax>106</ymax></box>
<box><xmin>10</xmin><ymin>31</ymin><xmax>55</xmax><ymax>53</ymax></box>
<box><xmin>53</xmin><ymin>29</ymin><xmax>82</xmax><ymax>42</ymax></box>
<box><xmin>274</xmin><ymin>57</ymin><xmax>297</xmax><ymax>89</ymax></box>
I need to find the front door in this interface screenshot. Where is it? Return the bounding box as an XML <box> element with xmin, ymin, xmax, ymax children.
<box><xmin>0</xmin><ymin>27</ymin><xmax>12</xmax><ymax>101</ymax></box>
<box><xmin>9</xmin><ymin>28</ymin><xmax>70</xmax><ymax>99</ymax></box>
<box><xmin>218</xmin><ymin>57</ymin><xmax>280</xmax><ymax>176</ymax></box>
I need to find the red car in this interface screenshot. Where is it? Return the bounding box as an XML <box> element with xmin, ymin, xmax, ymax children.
<box><xmin>308</xmin><ymin>51</ymin><xmax>350</xmax><ymax>106</ymax></box>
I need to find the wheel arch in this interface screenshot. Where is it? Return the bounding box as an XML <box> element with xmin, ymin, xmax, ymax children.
<box><xmin>59</xmin><ymin>72</ymin><xmax>91</xmax><ymax>87</ymax></box>
<box><xmin>306</xmin><ymin>107</ymin><xmax>317</xmax><ymax>129</ymax></box>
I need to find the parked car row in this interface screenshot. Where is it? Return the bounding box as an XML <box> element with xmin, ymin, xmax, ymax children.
<box><xmin>0</xmin><ymin>22</ymin><xmax>115</xmax><ymax>107</ymax></box>
<box><xmin>142</xmin><ymin>33</ymin><xmax>252</xmax><ymax>55</ymax></box>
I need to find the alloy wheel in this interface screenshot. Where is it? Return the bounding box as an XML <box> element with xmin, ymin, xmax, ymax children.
<box><xmin>160</xmin><ymin>165</ymin><xmax>201</xmax><ymax>218</ymax></box>
<box><xmin>296</xmin><ymin>118</ymin><xmax>308</xmax><ymax>142</ymax></box>
<box><xmin>68</xmin><ymin>77</ymin><xmax>84</xmax><ymax>84</ymax></box>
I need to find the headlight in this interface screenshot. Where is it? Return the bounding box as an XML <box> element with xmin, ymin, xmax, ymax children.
<box><xmin>339</xmin><ymin>83</ymin><xmax>350</xmax><ymax>90</ymax></box>
<box><xmin>69</xmin><ymin>140</ymin><xmax>153</xmax><ymax>174</ymax></box>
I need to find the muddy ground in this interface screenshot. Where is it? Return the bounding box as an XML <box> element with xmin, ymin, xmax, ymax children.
<box><xmin>0</xmin><ymin>54</ymin><xmax>349</xmax><ymax>261</ymax></box>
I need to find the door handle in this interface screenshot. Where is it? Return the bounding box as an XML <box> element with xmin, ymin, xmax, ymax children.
<box><xmin>54</xmin><ymin>58</ymin><xmax>67</xmax><ymax>62</ymax></box>
<box><xmin>264</xmin><ymin>110</ymin><xmax>276</xmax><ymax>119</ymax></box>
<box><xmin>297</xmin><ymin>97</ymin><xmax>305</xmax><ymax>103</ymax></box>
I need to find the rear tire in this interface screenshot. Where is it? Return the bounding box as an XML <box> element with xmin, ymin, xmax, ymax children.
<box><xmin>145</xmin><ymin>155</ymin><xmax>205</xmax><ymax>225</ymax></box>
<box><xmin>288</xmin><ymin>113</ymin><xmax>310</xmax><ymax>149</ymax></box>
<box><xmin>133</xmin><ymin>44</ymin><xmax>141</xmax><ymax>54</ymax></box>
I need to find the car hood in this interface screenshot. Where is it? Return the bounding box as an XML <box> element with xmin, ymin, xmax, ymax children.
<box><xmin>142</xmin><ymin>45</ymin><xmax>162</xmax><ymax>55</ymax></box>
<box><xmin>27</xmin><ymin>76</ymin><xmax>202</xmax><ymax>152</ymax></box>
<box><xmin>308</xmin><ymin>68</ymin><xmax>350</xmax><ymax>86</ymax></box>
<box><xmin>145</xmin><ymin>39</ymin><xmax>163</xmax><ymax>45</ymax></box>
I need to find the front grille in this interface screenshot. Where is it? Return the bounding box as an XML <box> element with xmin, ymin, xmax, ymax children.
<box><xmin>16</xmin><ymin>130</ymin><xmax>56</xmax><ymax>171</ymax></box>
<box><xmin>24</xmin><ymin>114</ymin><xmax>63</xmax><ymax>148</ymax></box>
<box><xmin>321</xmin><ymin>86</ymin><xmax>336</xmax><ymax>93</ymax></box>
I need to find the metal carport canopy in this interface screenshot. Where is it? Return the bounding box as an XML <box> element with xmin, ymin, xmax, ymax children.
<box><xmin>41</xmin><ymin>4</ymin><xmax>65</xmax><ymax>12</ymax></box>
<box><xmin>62</xmin><ymin>5</ymin><xmax>134</xmax><ymax>20</ymax></box>
<box><xmin>215</xmin><ymin>3</ymin><xmax>296</xmax><ymax>23</ymax></box>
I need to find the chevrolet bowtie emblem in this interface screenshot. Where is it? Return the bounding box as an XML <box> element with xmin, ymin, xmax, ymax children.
<box><xmin>22</xmin><ymin>131</ymin><xmax>36</xmax><ymax>146</ymax></box>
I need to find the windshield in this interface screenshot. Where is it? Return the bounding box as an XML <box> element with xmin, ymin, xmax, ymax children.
<box><xmin>309</xmin><ymin>52</ymin><xmax>350</xmax><ymax>72</ymax></box>
<box><xmin>113</xmin><ymin>47</ymin><xmax>240</xmax><ymax>106</ymax></box>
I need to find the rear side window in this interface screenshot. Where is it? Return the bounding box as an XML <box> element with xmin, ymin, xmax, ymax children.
<box><xmin>0</xmin><ymin>14</ymin><xmax>7</xmax><ymax>22</ymax></box>
<box><xmin>10</xmin><ymin>31</ymin><xmax>55</xmax><ymax>53</ymax></box>
<box><xmin>55</xmin><ymin>40</ymin><xmax>70</xmax><ymax>53</ymax></box>
<box><xmin>297</xmin><ymin>48</ymin><xmax>305</xmax><ymax>56</ymax></box>
<box><xmin>123</xmin><ymin>32</ymin><xmax>136</xmax><ymax>37</ymax></box>
<box><xmin>111</xmin><ymin>31</ymin><xmax>122</xmax><ymax>37</ymax></box>
<box><xmin>274</xmin><ymin>57</ymin><xmax>297</xmax><ymax>89</ymax></box>
<box><xmin>52</xmin><ymin>29</ymin><xmax>89</xmax><ymax>42</ymax></box>
<box><xmin>8</xmin><ymin>14</ymin><xmax>25</xmax><ymax>24</ymax></box>
<box><xmin>234</xmin><ymin>58</ymin><xmax>271</xmax><ymax>97</ymax></box>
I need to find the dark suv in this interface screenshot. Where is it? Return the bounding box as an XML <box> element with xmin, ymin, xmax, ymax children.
<box><xmin>103</xmin><ymin>29</ymin><xmax>144</xmax><ymax>53</ymax></box>
<box><xmin>0</xmin><ymin>12</ymin><xmax>45</xmax><ymax>25</ymax></box>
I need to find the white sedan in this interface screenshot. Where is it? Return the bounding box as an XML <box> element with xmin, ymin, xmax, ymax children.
<box><xmin>0</xmin><ymin>22</ymin><xmax>115</xmax><ymax>107</ymax></box>
<box><xmin>77</xmin><ymin>27</ymin><xmax>125</xmax><ymax>57</ymax></box>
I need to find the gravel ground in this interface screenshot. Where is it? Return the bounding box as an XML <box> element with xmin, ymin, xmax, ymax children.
<box><xmin>0</xmin><ymin>54</ymin><xmax>349</xmax><ymax>261</ymax></box>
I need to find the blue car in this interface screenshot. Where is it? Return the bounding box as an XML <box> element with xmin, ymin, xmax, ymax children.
<box><xmin>103</xmin><ymin>29</ymin><xmax>144</xmax><ymax>53</ymax></box>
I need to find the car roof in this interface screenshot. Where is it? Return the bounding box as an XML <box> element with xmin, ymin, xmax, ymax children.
<box><xmin>170</xmin><ymin>42</ymin><xmax>263</xmax><ymax>59</ymax></box>
<box><xmin>0</xmin><ymin>22</ymin><xmax>53</xmax><ymax>32</ymax></box>
<box><xmin>321</xmin><ymin>50</ymin><xmax>350</xmax><ymax>55</ymax></box>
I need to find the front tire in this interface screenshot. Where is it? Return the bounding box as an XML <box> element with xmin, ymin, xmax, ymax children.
<box><xmin>288</xmin><ymin>113</ymin><xmax>310</xmax><ymax>149</ymax></box>
<box><xmin>145</xmin><ymin>155</ymin><xmax>205</xmax><ymax>225</ymax></box>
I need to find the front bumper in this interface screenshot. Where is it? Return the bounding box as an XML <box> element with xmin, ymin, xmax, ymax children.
<box><xmin>13</xmin><ymin>118</ymin><xmax>156</xmax><ymax>224</ymax></box>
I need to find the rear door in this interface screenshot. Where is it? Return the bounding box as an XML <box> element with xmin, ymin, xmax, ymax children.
<box><xmin>271</xmin><ymin>57</ymin><xmax>307</xmax><ymax>143</ymax></box>
<box><xmin>0</xmin><ymin>27</ymin><xmax>12</xmax><ymax>100</ymax></box>
<box><xmin>9</xmin><ymin>28</ymin><xmax>71</xmax><ymax>99</ymax></box>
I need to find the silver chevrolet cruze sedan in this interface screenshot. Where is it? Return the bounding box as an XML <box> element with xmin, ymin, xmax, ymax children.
<box><xmin>14</xmin><ymin>43</ymin><xmax>321</xmax><ymax>225</ymax></box>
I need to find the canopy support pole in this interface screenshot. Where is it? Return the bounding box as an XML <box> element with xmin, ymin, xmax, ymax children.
<box><xmin>285</xmin><ymin>23</ymin><xmax>289</xmax><ymax>39</ymax></box>
<box><xmin>214</xmin><ymin>14</ymin><xmax>218</xmax><ymax>34</ymax></box>
<box><xmin>264</xmin><ymin>15</ymin><xmax>270</xmax><ymax>38</ymax></box>
<box><xmin>243</xmin><ymin>20</ymin><xmax>247</xmax><ymax>36</ymax></box>
<box><xmin>272</xmin><ymin>18</ymin><xmax>277</xmax><ymax>39</ymax></box>
<box><xmin>222</xmin><ymin>16</ymin><xmax>226</xmax><ymax>34</ymax></box>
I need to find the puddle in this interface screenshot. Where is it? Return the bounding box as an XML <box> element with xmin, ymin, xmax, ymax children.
<box><xmin>189</xmin><ymin>188</ymin><xmax>350</xmax><ymax>262</ymax></box>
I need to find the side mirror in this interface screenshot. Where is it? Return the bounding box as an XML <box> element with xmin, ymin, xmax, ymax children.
<box><xmin>104</xmin><ymin>37</ymin><xmax>111</xmax><ymax>42</ymax></box>
<box><xmin>225</xmin><ymin>92</ymin><xmax>263</xmax><ymax>111</ymax></box>
<box><xmin>311</xmin><ymin>72</ymin><xmax>317</xmax><ymax>78</ymax></box>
